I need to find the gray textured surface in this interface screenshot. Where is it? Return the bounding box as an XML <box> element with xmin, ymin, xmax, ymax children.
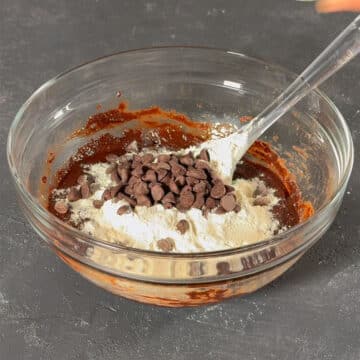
<box><xmin>0</xmin><ymin>1</ymin><xmax>359</xmax><ymax>359</ymax></box>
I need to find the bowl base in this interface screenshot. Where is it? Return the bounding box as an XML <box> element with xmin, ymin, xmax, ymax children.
<box><xmin>56</xmin><ymin>250</ymin><xmax>303</xmax><ymax>307</ymax></box>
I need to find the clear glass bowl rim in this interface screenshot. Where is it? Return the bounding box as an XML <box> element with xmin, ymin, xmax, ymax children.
<box><xmin>7</xmin><ymin>46</ymin><xmax>354</xmax><ymax>259</ymax></box>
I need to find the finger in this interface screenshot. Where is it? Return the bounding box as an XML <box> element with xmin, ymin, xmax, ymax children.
<box><xmin>317</xmin><ymin>0</ymin><xmax>360</xmax><ymax>12</ymax></box>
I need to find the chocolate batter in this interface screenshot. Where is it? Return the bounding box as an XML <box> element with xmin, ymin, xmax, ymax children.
<box><xmin>46</xmin><ymin>102</ymin><xmax>314</xmax><ymax>230</ymax></box>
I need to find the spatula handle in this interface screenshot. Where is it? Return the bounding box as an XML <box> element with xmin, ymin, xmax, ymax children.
<box><xmin>250</xmin><ymin>15</ymin><xmax>360</xmax><ymax>142</ymax></box>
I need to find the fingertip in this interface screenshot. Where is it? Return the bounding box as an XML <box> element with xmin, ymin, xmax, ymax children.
<box><xmin>316</xmin><ymin>0</ymin><xmax>360</xmax><ymax>12</ymax></box>
<box><xmin>316</xmin><ymin>0</ymin><xmax>338</xmax><ymax>13</ymax></box>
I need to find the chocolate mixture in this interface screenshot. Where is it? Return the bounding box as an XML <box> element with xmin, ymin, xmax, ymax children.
<box><xmin>47</xmin><ymin>102</ymin><xmax>314</xmax><ymax>233</ymax></box>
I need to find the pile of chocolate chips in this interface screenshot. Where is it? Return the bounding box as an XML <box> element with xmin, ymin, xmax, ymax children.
<box><xmin>104</xmin><ymin>148</ymin><xmax>240</xmax><ymax>216</ymax></box>
<box><xmin>60</xmin><ymin>147</ymin><xmax>241</xmax><ymax>217</ymax></box>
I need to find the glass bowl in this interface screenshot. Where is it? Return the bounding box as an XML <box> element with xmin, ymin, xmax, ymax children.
<box><xmin>7</xmin><ymin>47</ymin><xmax>353</xmax><ymax>307</ymax></box>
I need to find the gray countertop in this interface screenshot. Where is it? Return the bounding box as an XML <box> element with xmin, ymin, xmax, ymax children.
<box><xmin>1</xmin><ymin>1</ymin><xmax>359</xmax><ymax>359</ymax></box>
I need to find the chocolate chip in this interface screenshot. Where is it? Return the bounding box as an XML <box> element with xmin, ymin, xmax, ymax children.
<box><xmin>68</xmin><ymin>187</ymin><xmax>81</xmax><ymax>202</ymax></box>
<box><xmin>168</xmin><ymin>179</ymin><xmax>180</xmax><ymax>194</ymax></box>
<box><xmin>215</xmin><ymin>207</ymin><xmax>226</xmax><ymax>214</ymax></box>
<box><xmin>141</xmin><ymin>153</ymin><xmax>154</xmax><ymax>164</ymax></box>
<box><xmin>198</xmin><ymin>148</ymin><xmax>210</xmax><ymax>162</ymax></box>
<box><xmin>169</xmin><ymin>161</ymin><xmax>186</xmax><ymax>176</ymax></box>
<box><xmin>186</xmin><ymin>168</ymin><xmax>207</xmax><ymax>180</ymax></box>
<box><xmin>161</xmin><ymin>173</ymin><xmax>171</xmax><ymax>186</ymax></box>
<box><xmin>140</xmin><ymin>168</ymin><xmax>154</xmax><ymax>183</ymax></box>
<box><xmin>175</xmin><ymin>175</ymin><xmax>186</xmax><ymax>186</ymax></box>
<box><xmin>105</xmin><ymin>153</ymin><xmax>119</xmax><ymax>163</ymax></box>
<box><xmin>125</xmin><ymin>141</ymin><xmax>138</xmax><ymax>153</ymax></box>
<box><xmin>206</xmin><ymin>182</ymin><xmax>212</xmax><ymax>193</ymax></box>
<box><xmin>179</xmin><ymin>155</ymin><xmax>194</xmax><ymax>166</ymax></box>
<box><xmin>176</xmin><ymin>219</ymin><xmax>190</xmax><ymax>234</ymax></box>
<box><xmin>157</xmin><ymin>238</ymin><xmax>175</xmax><ymax>252</ymax></box>
<box><xmin>193</xmin><ymin>193</ymin><xmax>205</xmax><ymax>209</ymax></box>
<box><xmin>194</xmin><ymin>159</ymin><xmax>211</xmax><ymax>171</ymax></box>
<box><xmin>124</xmin><ymin>185</ymin><xmax>134</xmax><ymax>195</ymax></box>
<box><xmin>117</xmin><ymin>193</ymin><xmax>137</xmax><ymax>207</ymax></box>
<box><xmin>220</xmin><ymin>194</ymin><xmax>237</xmax><ymax>211</ymax></box>
<box><xmin>131</xmin><ymin>157</ymin><xmax>142</xmax><ymax>169</ymax></box>
<box><xmin>54</xmin><ymin>201</ymin><xmax>69</xmax><ymax>214</ymax></box>
<box><xmin>210</xmin><ymin>181</ymin><xmax>226</xmax><ymax>199</ymax></box>
<box><xmin>128</xmin><ymin>176</ymin><xmax>139</xmax><ymax>187</ymax></box>
<box><xmin>179</xmin><ymin>191</ymin><xmax>195</xmax><ymax>210</ymax></box>
<box><xmin>193</xmin><ymin>181</ymin><xmax>207</xmax><ymax>193</ymax></box>
<box><xmin>158</xmin><ymin>154</ymin><xmax>171</xmax><ymax>162</ymax></box>
<box><xmin>170</xmin><ymin>155</ymin><xmax>179</xmax><ymax>163</ymax></box>
<box><xmin>111</xmin><ymin>169</ymin><xmax>121</xmax><ymax>184</ymax></box>
<box><xmin>131</xmin><ymin>166</ymin><xmax>144</xmax><ymax>177</ymax></box>
<box><xmin>77</xmin><ymin>174</ymin><xmax>94</xmax><ymax>186</ymax></box>
<box><xmin>254</xmin><ymin>182</ymin><xmax>268</xmax><ymax>197</ymax></box>
<box><xmin>102</xmin><ymin>189</ymin><xmax>112</xmax><ymax>201</ymax></box>
<box><xmin>234</xmin><ymin>204</ymin><xmax>241</xmax><ymax>213</ymax></box>
<box><xmin>180</xmin><ymin>185</ymin><xmax>192</xmax><ymax>194</ymax></box>
<box><xmin>117</xmin><ymin>205</ymin><xmax>132</xmax><ymax>215</ymax></box>
<box><xmin>186</xmin><ymin>177</ymin><xmax>200</xmax><ymax>187</ymax></box>
<box><xmin>157</xmin><ymin>169</ymin><xmax>168</xmax><ymax>182</ymax></box>
<box><xmin>205</xmin><ymin>197</ymin><xmax>217</xmax><ymax>209</ymax></box>
<box><xmin>253</xmin><ymin>196</ymin><xmax>270</xmax><ymax>206</ymax></box>
<box><xmin>90</xmin><ymin>183</ymin><xmax>100</xmax><ymax>193</ymax></box>
<box><xmin>162</xmin><ymin>192</ymin><xmax>176</xmax><ymax>204</ymax></box>
<box><xmin>117</xmin><ymin>167</ymin><xmax>129</xmax><ymax>184</ymax></box>
<box><xmin>110</xmin><ymin>185</ymin><xmax>122</xmax><ymax>198</ymax></box>
<box><xmin>146</xmin><ymin>162</ymin><xmax>158</xmax><ymax>171</ymax></box>
<box><xmin>133</xmin><ymin>181</ymin><xmax>149</xmax><ymax>195</ymax></box>
<box><xmin>151</xmin><ymin>184</ymin><xmax>165</xmax><ymax>202</ymax></box>
<box><xmin>225</xmin><ymin>185</ymin><xmax>235</xmax><ymax>193</ymax></box>
<box><xmin>80</xmin><ymin>183</ymin><xmax>91</xmax><ymax>199</ymax></box>
<box><xmin>118</xmin><ymin>160</ymin><xmax>130</xmax><ymax>169</ymax></box>
<box><xmin>136</xmin><ymin>195</ymin><xmax>152</xmax><ymax>207</ymax></box>
<box><xmin>156</xmin><ymin>162</ymin><xmax>171</xmax><ymax>171</ymax></box>
<box><xmin>93</xmin><ymin>199</ymin><xmax>104</xmax><ymax>209</ymax></box>
<box><xmin>163</xmin><ymin>202</ymin><xmax>174</xmax><ymax>209</ymax></box>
